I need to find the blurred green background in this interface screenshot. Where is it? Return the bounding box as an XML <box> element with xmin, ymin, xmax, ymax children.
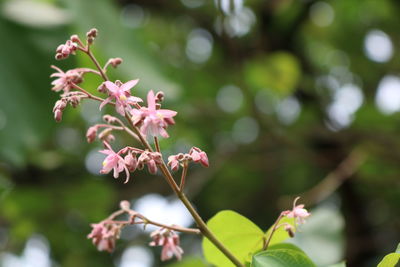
<box><xmin>0</xmin><ymin>0</ymin><xmax>399</xmax><ymax>266</ymax></box>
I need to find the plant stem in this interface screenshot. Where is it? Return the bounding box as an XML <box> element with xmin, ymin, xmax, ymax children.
<box><xmin>180</xmin><ymin>162</ymin><xmax>188</xmax><ymax>191</ymax></box>
<box><xmin>86</xmin><ymin>48</ymin><xmax>109</xmax><ymax>81</ymax></box>
<box><xmin>263</xmin><ymin>213</ymin><xmax>284</xmax><ymax>250</ymax></box>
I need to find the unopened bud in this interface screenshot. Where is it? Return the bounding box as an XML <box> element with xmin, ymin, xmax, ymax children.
<box><xmin>110</xmin><ymin>57</ymin><xmax>123</xmax><ymax>68</ymax></box>
<box><xmin>70</xmin><ymin>35</ymin><xmax>80</xmax><ymax>42</ymax></box>
<box><xmin>86</xmin><ymin>126</ymin><xmax>98</xmax><ymax>143</ymax></box>
<box><xmin>98</xmin><ymin>82</ymin><xmax>107</xmax><ymax>93</ymax></box>
<box><xmin>155</xmin><ymin>91</ymin><xmax>164</xmax><ymax>103</ymax></box>
<box><xmin>115</xmin><ymin>80</ymin><xmax>123</xmax><ymax>87</ymax></box>
<box><xmin>124</xmin><ymin>153</ymin><xmax>138</xmax><ymax>172</ymax></box>
<box><xmin>54</xmin><ymin>109</ymin><xmax>63</xmax><ymax>122</ymax></box>
<box><xmin>103</xmin><ymin>115</ymin><xmax>117</xmax><ymax>123</ymax></box>
<box><xmin>120</xmin><ymin>200</ymin><xmax>131</xmax><ymax>210</ymax></box>
<box><xmin>284</xmin><ymin>224</ymin><xmax>295</xmax><ymax>238</ymax></box>
<box><xmin>87</xmin><ymin>28</ymin><xmax>98</xmax><ymax>38</ymax></box>
<box><xmin>55</xmin><ymin>53</ymin><xmax>63</xmax><ymax>60</ymax></box>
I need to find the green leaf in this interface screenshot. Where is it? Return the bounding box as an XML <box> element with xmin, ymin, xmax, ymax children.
<box><xmin>251</xmin><ymin>243</ymin><xmax>316</xmax><ymax>267</ymax></box>
<box><xmin>166</xmin><ymin>257</ymin><xmax>209</xmax><ymax>267</ymax></box>
<box><xmin>378</xmin><ymin>243</ymin><xmax>400</xmax><ymax>267</ymax></box>
<box><xmin>264</xmin><ymin>217</ymin><xmax>296</xmax><ymax>246</ymax></box>
<box><xmin>202</xmin><ymin>210</ymin><xmax>264</xmax><ymax>267</ymax></box>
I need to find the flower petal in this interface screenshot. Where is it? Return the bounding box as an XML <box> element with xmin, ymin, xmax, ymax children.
<box><xmin>121</xmin><ymin>79</ymin><xmax>139</xmax><ymax>92</ymax></box>
<box><xmin>104</xmin><ymin>81</ymin><xmax>119</xmax><ymax>93</ymax></box>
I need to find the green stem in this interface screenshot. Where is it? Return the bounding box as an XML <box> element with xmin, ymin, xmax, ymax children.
<box><xmin>263</xmin><ymin>213</ymin><xmax>284</xmax><ymax>250</ymax></box>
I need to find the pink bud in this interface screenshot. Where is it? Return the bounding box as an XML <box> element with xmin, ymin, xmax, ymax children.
<box><xmin>120</xmin><ymin>200</ymin><xmax>131</xmax><ymax>210</ymax></box>
<box><xmin>54</xmin><ymin>109</ymin><xmax>62</xmax><ymax>122</ymax></box>
<box><xmin>199</xmin><ymin>151</ymin><xmax>209</xmax><ymax>167</ymax></box>
<box><xmin>86</xmin><ymin>126</ymin><xmax>98</xmax><ymax>143</ymax></box>
<box><xmin>124</xmin><ymin>153</ymin><xmax>138</xmax><ymax>172</ymax></box>
<box><xmin>147</xmin><ymin>160</ymin><xmax>158</xmax><ymax>174</ymax></box>
<box><xmin>70</xmin><ymin>35</ymin><xmax>80</xmax><ymax>42</ymax></box>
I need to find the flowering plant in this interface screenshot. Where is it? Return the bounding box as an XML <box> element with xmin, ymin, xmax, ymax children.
<box><xmin>50</xmin><ymin>28</ymin><xmax>314</xmax><ymax>267</ymax></box>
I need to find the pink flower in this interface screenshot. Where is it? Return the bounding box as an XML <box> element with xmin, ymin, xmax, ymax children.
<box><xmin>149</xmin><ymin>229</ymin><xmax>184</xmax><ymax>261</ymax></box>
<box><xmin>283</xmin><ymin>197</ymin><xmax>310</xmax><ymax>225</ymax></box>
<box><xmin>189</xmin><ymin>147</ymin><xmax>209</xmax><ymax>167</ymax></box>
<box><xmin>167</xmin><ymin>155</ymin><xmax>181</xmax><ymax>172</ymax></box>
<box><xmin>87</xmin><ymin>221</ymin><xmax>119</xmax><ymax>253</ymax></box>
<box><xmin>100</xmin><ymin>80</ymin><xmax>142</xmax><ymax>116</ymax></box>
<box><xmin>131</xmin><ymin>90</ymin><xmax>177</xmax><ymax>138</ymax></box>
<box><xmin>50</xmin><ymin>65</ymin><xmax>84</xmax><ymax>92</ymax></box>
<box><xmin>99</xmin><ymin>143</ymin><xmax>130</xmax><ymax>183</ymax></box>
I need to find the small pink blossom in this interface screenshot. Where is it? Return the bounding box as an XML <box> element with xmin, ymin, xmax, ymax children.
<box><xmin>149</xmin><ymin>229</ymin><xmax>184</xmax><ymax>261</ymax></box>
<box><xmin>99</xmin><ymin>143</ymin><xmax>130</xmax><ymax>183</ymax></box>
<box><xmin>283</xmin><ymin>197</ymin><xmax>310</xmax><ymax>225</ymax></box>
<box><xmin>50</xmin><ymin>65</ymin><xmax>85</xmax><ymax>92</ymax></box>
<box><xmin>87</xmin><ymin>221</ymin><xmax>119</xmax><ymax>253</ymax></box>
<box><xmin>189</xmin><ymin>147</ymin><xmax>209</xmax><ymax>167</ymax></box>
<box><xmin>131</xmin><ymin>90</ymin><xmax>177</xmax><ymax>138</ymax></box>
<box><xmin>100</xmin><ymin>80</ymin><xmax>142</xmax><ymax>116</ymax></box>
<box><xmin>167</xmin><ymin>155</ymin><xmax>181</xmax><ymax>172</ymax></box>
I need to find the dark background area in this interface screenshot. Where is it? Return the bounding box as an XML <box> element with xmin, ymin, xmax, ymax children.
<box><xmin>0</xmin><ymin>0</ymin><xmax>399</xmax><ymax>266</ymax></box>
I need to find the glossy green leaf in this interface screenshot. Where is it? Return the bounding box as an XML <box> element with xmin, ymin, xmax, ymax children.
<box><xmin>251</xmin><ymin>243</ymin><xmax>316</xmax><ymax>267</ymax></box>
<box><xmin>202</xmin><ymin>210</ymin><xmax>264</xmax><ymax>267</ymax></box>
<box><xmin>378</xmin><ymin>243</ymin><xmax>400</xmax><ymax>267</ymax></box>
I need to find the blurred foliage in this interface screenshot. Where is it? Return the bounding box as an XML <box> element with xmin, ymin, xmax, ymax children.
<box><xmin>0</xmin><ymin>0</ymin><xmax>400</xmax><ymax>266</ymax></box>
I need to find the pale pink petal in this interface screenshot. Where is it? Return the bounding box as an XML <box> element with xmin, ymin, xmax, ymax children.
<box><xmin>158</xmin><ymin>109</ymin><xmax>177</xmax><ymax>117</ymax></box>
<box><xmin>104</xmin><ymin>81</ymin><xmax>119</xmax><ymax>93</ymax></box>
<box><xmin>99</xmin><ymin>97</ymin><xmax>113</xmax><ymax>110</ymax></box>
<box><xmin>120</xmin><ymin>79</ymin><xmax>139</xmax><ymax>92</ymax></box>
<box><xmin>147</xmin><ymin>90</ymin><xmax>156</xmax><ymax>111</ymax></box>
<box><xmin>127</xmin><ymin>96</ymin><xmax>143</xmax><ymax>103</ymax></box>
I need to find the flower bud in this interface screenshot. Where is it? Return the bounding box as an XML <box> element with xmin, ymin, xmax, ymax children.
<box><xmin>54</xmin><ymin>109</ymin><xmax>63</xmax><ymax>122</ymax></box>
<box><xmin>120</xmin><ymin>200</ymin><xmax>131</xmax><ymax>210</ymax></box>
<box><xmin>147</xmin><ymin>160</ymin><xmax>158</xmax><ymax>174</ymax></box>
<box><xmin>155</xmin><ymin>91</ymin><xmax>164</xmax><ymax>103</ymax></box>
<box><xmin>284</xmin><ymin>224</ymin><xmax>295</xmax><ymax>238</ymax></box>
<box><xmin>87</xmin><ymin>28</ymin><xmax>98</xmax><ymax>38</ymax></box>
<box><xmin>86</xmin><ymin>126</ymin><xmax>98</xmax><ymax>143</ymax></box>
<box><xmin>124</xmin><ymin>152</ymin><xmax>138</xmax><ymax>172</ymax></box>
<box><xmin>109</xmin><ymin>57</ymin><xmax>123</xmax><ymax>68</ymax></box>
<box><xmin>97</xmin><ymin>82</ymin><xmax>107</xmax><ymax>93</ymax></box>
<box><xmin>103</xmin><ymin>115</ymin><xmax>117</xmax><ymax>124</ymax></box>
<box><xmin>70</xmin><ymin>35</ymin><xmax>80</xmax><ymax>42</ymax></box>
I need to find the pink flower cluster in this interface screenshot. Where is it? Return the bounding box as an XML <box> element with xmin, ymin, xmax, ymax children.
<box><xmin>87</xmin><ymin>221</ymin><xmax>121</xmax><ymax>253</ymax></box>
<box><xmin>168</xmin><ymin>147</ymin><xmax>209</xmax><ymax>171</ymax></box>
<box><xmin>150</xmin><ymin>228</ymin><xmax>184</xmax><ymax>261</ymax></box>
<box><xmin>95</xmin><ymin>141</ymin><xmax>165</xmax><ymax>183</ymax></box>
